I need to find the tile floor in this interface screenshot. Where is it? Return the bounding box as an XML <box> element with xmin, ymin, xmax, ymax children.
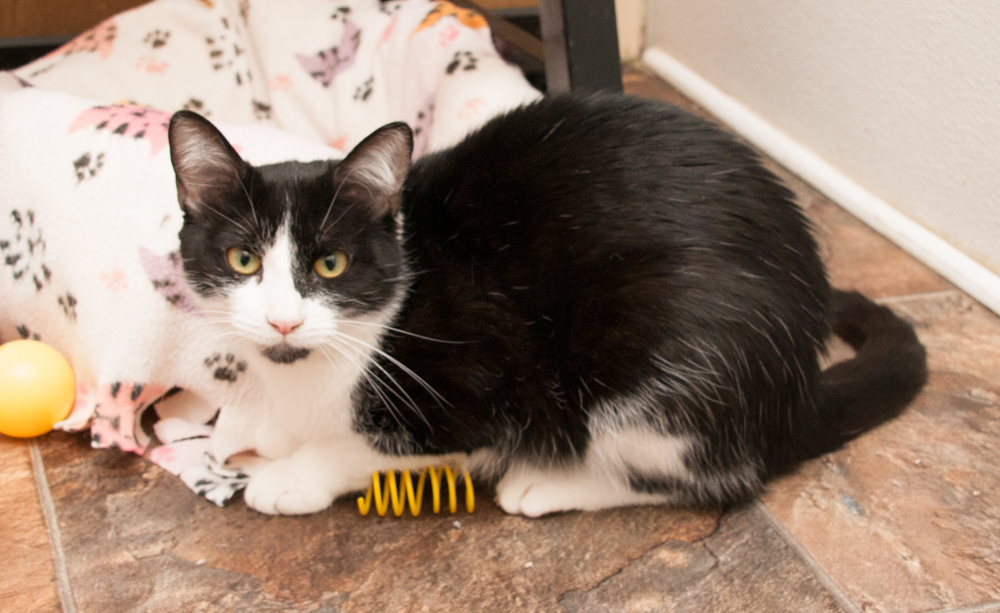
<box><xmin>2</xmin><ymin>65</ymin><xmax>999</xmax><ymax>613</ymax></box>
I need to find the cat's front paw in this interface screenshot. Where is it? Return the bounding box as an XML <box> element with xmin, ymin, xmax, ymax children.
<box><xmin>495</xmin><ymin>470</ymin><xmax>568</xmax><ymax>518</ymax></box>
<box><xmin>243</xmin><ymin>459</ymin><xmax>334</xmax><ymax>515</ymax></box>
<box><xmin>496</xmin><ymin>465</ymin><xmax>654</xmax><ymax>517</ymax></box>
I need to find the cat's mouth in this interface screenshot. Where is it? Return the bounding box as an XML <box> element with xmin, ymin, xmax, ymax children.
<box><xmin>261</xmin><ymin>343</ymin><xmax>312</xmax><ymax>364</ymax></box>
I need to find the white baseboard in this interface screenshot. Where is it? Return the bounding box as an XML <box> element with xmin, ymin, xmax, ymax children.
<box><xmin>642</xmin><ymin>47</ymin><xmax>1000</xmax><ymax>315</ymax></box>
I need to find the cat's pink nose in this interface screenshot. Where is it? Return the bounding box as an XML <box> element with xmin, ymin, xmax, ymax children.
<box><xmin>268</xmin><ymin>319</ymin><xmax>303</xmax><ymax>336</ymax></box>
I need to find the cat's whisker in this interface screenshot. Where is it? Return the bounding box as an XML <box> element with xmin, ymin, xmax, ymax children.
<box><xmin>318</xmin><ymin>340</ymin><xmax>413</xmax><ymax>429</ymax></box>
<box><xmin>206</xmin><ymin>207</ymin><xmax>254</xmax><ymax>236</ymax></box>
<box><xmin>324</xmin><ymin>333</ymin><xmax>429</xmax><ymax>424</ymax></box>
<box><xmin>334</xmin><ymin>318</ymin><xmax>471</xmax><ymax>345</ymax></box>
<box><xmin>233</xmin><ymin>164</ymin><xmax>259</xmax><ymax>227</ymax></box>
<box><xmin>323</xmin><ymin>331</ymin><xmax>435</xmax><ymax>432</ymax></box>
<box><xmin>319</xmin><ymin>162</ymin><xmax>363</xmax><ymax>232</ymax></box>
<box><xmin>330</xmin><ymin>330</ymin><xmax>450</xmax><ymax>411</ymax></box>
<box><xmin>162</xmin><ymin>314</ymin><xmax>233</xmax><ymax>335</ymax></box>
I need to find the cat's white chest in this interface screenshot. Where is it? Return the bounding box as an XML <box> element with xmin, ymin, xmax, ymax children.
<box><xmin>210</xmin><ymin>352</ymin><xmax>361</xmax><ymax>462</ymax></box>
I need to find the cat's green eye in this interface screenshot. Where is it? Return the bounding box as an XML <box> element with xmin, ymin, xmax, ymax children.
<box><xmin>227</xmin><ymin>247</ymin><xmax>261</xmax><ymax>275</ymax></box>
<box><xmin>314</xmin><ymin>252</ymin><xmax>348</xmax><ymax>279</ymax></box>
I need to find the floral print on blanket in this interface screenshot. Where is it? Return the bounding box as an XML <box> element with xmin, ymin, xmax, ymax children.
<box><xmin>69</xmin><ymin>104</ymin><xmax>171</xmax><ymax>156</ymax></box>
<box><xmin>139</xmin><ymin>248</ymin><xmax>203</xmax><ymax>314</ymax></box>
<box><xmin>296</xmin><ymin>20</ymin><xmax>361</xmax><ymax>88</ymax></box>
<box><xmin>54</xmin><ymin>19</ymin><xmax>118</xmax><ymax>61</ymax></box>
<box><xmin>411</xmin><ymin>1</ymin><xmax>487</xmax><ymax>37</ymax></box>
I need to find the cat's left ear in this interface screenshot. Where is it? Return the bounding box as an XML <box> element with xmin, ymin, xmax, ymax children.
<box><xmin>333</xmin><ymin>122</ymin><xmax>413</xmax><ymax>217</ymax></box>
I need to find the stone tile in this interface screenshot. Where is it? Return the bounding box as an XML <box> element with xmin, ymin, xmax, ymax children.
<box><xmin>762</xmin><ymin>292</ymin><xmax>1000</xmax><ymax>613</ymax></box>
<box><xmin>623</xmin><ymin>64</ymin><xmax>707</xmax><ymax>116</ymax></box>
<box><xmin>933</xmin><ymin>604</ymin><xmax>1000</xmax><ymax>613</ymax></box>
<box><xmin>560</xmin><ymin>502</ymin><xmax>849</xmax><ymax>613</ymax></box>
<box><xmin>800</xmin><ymin>194</ymin><xmax>951</xmax><ymax>300</ymax></box>
<box><xmin>38</xmin><ymin>431</ymin><xmax>719</xmax><ymax>612</ymax></box>
<box><xmin>0</xmin><ymin>437</ymin><xmax>61</xmax><ymax>613</ymax></box>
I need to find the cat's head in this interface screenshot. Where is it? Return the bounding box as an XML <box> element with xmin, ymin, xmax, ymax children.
<box><xmin>168</xmin><ymin>111</ymin><xmax>413</xmax><ymax>365</ymax></box>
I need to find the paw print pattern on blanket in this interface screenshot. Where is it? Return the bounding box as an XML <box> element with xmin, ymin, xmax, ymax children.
<box><xmin>144</xmin><ymin>29</ymin><xmax>171</xmax><ymax>49</ymax></box>
<box><xmin>89</xmin><ymin>381</ymin><xmax>169</xmax><ymax>453</ymax></box>
<box><xmin>412</xmin><ymin>94</ymin><xmax>435</xmax><ymax>159</ymax></box>
<box><xmin>236</xmin><ymin>0</ymin><xmax>250</xmax><ymax>21</ymax></box>
<box><xmin>68</xmin><ymin>104</ymin><xmax>171</xmax><ymax>156</ymax></box>
<box><xmin>139</xmin><ymin>248</ymin><xmax>202</xmax><ymax>314</ymax></box>
<box><xmin>446</xmin><ymin>51</ymin><xmax>478</xmax><ymax>74</ymax></box>
<box><xmin>1</xmin><ymin>209</ymin><xmax>51</xmax><ymax>292</ymax></box>
<box><xmin>16</xmin><ymin>324</ymin><xmax>41</xmax><ymax>341</ymax></box>
<box><xmin>150</xmin><ymin>438</ymin><xmax>250</xmax><ymax>507</ymax></box>
<box><xmin>73</xmin><ymin>152</ymin><xmax>105</xmax><ymax>182</ymax></box>
<box><xmin>57</xmin><ymin>292</ymin><xmax>78</xmax><ymax>321</ymax></box>
<box><xmin>411</xmin><ymin>1</ymin><xmax>487</xmax><ymax>38</ymax></box>
<box><xmin>135</xmin><ymin>56</ymin><xmax>169</xmax><ymax>75</ymax></box>
<box><xmin>99</xmin><ymin>269</ymin><xmax>128</xmax><ymax>292</ymax></box>
<box><xmin>379</xmin><ymin>2</ymin><xmax>403</xmax><ymax>16</ymax></box>
<box><xmin>353</xmin><ymin>76</ymin><xmax>374</xmax><ymax>102</ymax></box>
<box><xmin>182</xmin><ymin>98</ymin><xmax>210</xmax><ymax>116</ymax></box>
<box><xmin>331</xmin><ymin>5</ymin><xmax>351</xmax><ymax>22</ymax></box>
<box><xmin>296</xmin><ymin>21</ymin><xmax>361</xmax><ymax>88</ymax></box>
<box><xmin>206</xmin><ymin>16</ymin><xmax>253</xmax><ymax>86</ymax></box>
<box><xmin>252</xmin><ymin>99</ymin><xmax>272</xmax><ymax>120</ymax></box>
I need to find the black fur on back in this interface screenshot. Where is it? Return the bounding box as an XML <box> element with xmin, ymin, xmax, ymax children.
<box><xmin>349</xmin><ymin>93</ymin><xmax>928</xmax><ymax>506</ymax></box>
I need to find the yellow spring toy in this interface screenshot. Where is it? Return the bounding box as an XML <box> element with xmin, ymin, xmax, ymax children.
<box><xmin>357</xmin><ymin>466</ymin><xmax>474</xmax><ymax>517</ymax></box>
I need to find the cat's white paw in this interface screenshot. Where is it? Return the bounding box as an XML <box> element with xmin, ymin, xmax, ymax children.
<box><xmin>495</xmin><ymin>470</ymin><xmax>571</xmax><ymax>518</ymax></box>
<box><xmin>243</xmin><ymin>459</ymin><xmax>334</xmax><ymax>515</ymax></box>
<box><xmin>496</xmin><ymin>465</ymin><xmax>668</xmax><ymax>517</ymax></box>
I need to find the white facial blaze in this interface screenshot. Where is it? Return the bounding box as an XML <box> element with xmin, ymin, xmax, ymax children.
<box><xmin>226</xmin><ymin>222</ymin><xmax>330</xmax><ymax>348</ymax></box>
<box><xmin>258</xmin><ymin>226</ymin><xmax>304</xmax><ymax>332</ymax></box>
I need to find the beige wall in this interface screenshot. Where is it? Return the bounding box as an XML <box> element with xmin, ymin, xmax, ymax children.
<box><xmin>478</xmin><ymin>0</ymin><xmax>643</xmax><ymax>61</ymax></box>
<box><xmin>615</xmin><ymin>0</ymin><xmax>644</xmax><ymax>59</ymax></box>
<box><xmin>645</xmin><ymin>0</ymin><xmax>1000</xmax><ymax>280</ymax></box>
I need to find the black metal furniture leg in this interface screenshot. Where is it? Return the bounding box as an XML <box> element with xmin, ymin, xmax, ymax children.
<box><xmin>539</xmin><ymin>0</ymin><xmax>622</xmax><ymax>93</ymax></box>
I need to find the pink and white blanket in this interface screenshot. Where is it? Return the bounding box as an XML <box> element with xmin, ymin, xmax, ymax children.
<box><xmin>1</xmin><ymin>0</ymin><xmax>539</xmax><ymax>505</ymax></box>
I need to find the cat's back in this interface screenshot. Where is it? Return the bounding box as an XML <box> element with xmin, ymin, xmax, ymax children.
<box><xmin>380</xmin><ymin>93</ymin><xmax>831</xmax><ymax>458</ymax></box>
<box><xmin>402</xmin><ymin>93</ymin><xmax>825</xmax><ymax>318</ymax></box>
<box><xmin>407</xmin><ymin>93</ymin><xmax>809</xmax><ymax>251</ymax></box>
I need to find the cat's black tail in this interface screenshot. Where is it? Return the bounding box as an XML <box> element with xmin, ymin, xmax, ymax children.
<box><xmin>788</xmin><ymin>290</ymin><xmax>927</xmax><ymax>466</ymax></box>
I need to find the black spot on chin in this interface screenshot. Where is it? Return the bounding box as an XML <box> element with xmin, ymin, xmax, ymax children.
<box><xmin>262</xmin><ymin>344</ymin><xmax>311</xmax><ymax>364</ymax></box>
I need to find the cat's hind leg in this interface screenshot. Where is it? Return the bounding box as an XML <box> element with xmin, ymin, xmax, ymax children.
<box><xmin>495</xmin><ymin>427</ymin><xmax>693</xmax><ymax>517</ymax></box>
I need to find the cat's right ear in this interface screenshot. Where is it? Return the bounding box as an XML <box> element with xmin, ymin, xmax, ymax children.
<box><xmin>168</xmin><ymin>110</ymin><xmax>249</xmax><ymax>217</ymax></box>
<box><xmin>333</xmin><ymin>122</ymin><xmax>413</xmax><ymax>217</ymax></box>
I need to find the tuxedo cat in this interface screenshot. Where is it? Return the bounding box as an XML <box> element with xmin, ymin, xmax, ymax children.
<box><xmin>169</xmin><ymin>93</ymin><xmax>926</xmax><ymax>516</ymax></box>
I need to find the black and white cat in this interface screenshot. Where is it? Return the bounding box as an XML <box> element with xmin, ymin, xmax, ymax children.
<box><xmin>168</xmin><ymin>93</ymin><xmax>927</xmax><ymax>516</ymax></box>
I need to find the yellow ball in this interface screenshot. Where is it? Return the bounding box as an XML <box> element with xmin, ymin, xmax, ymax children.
<box><xmin>0</xmin><ymin>340</ymin><xmax>76</xmax><ymax>438</ymax></box>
